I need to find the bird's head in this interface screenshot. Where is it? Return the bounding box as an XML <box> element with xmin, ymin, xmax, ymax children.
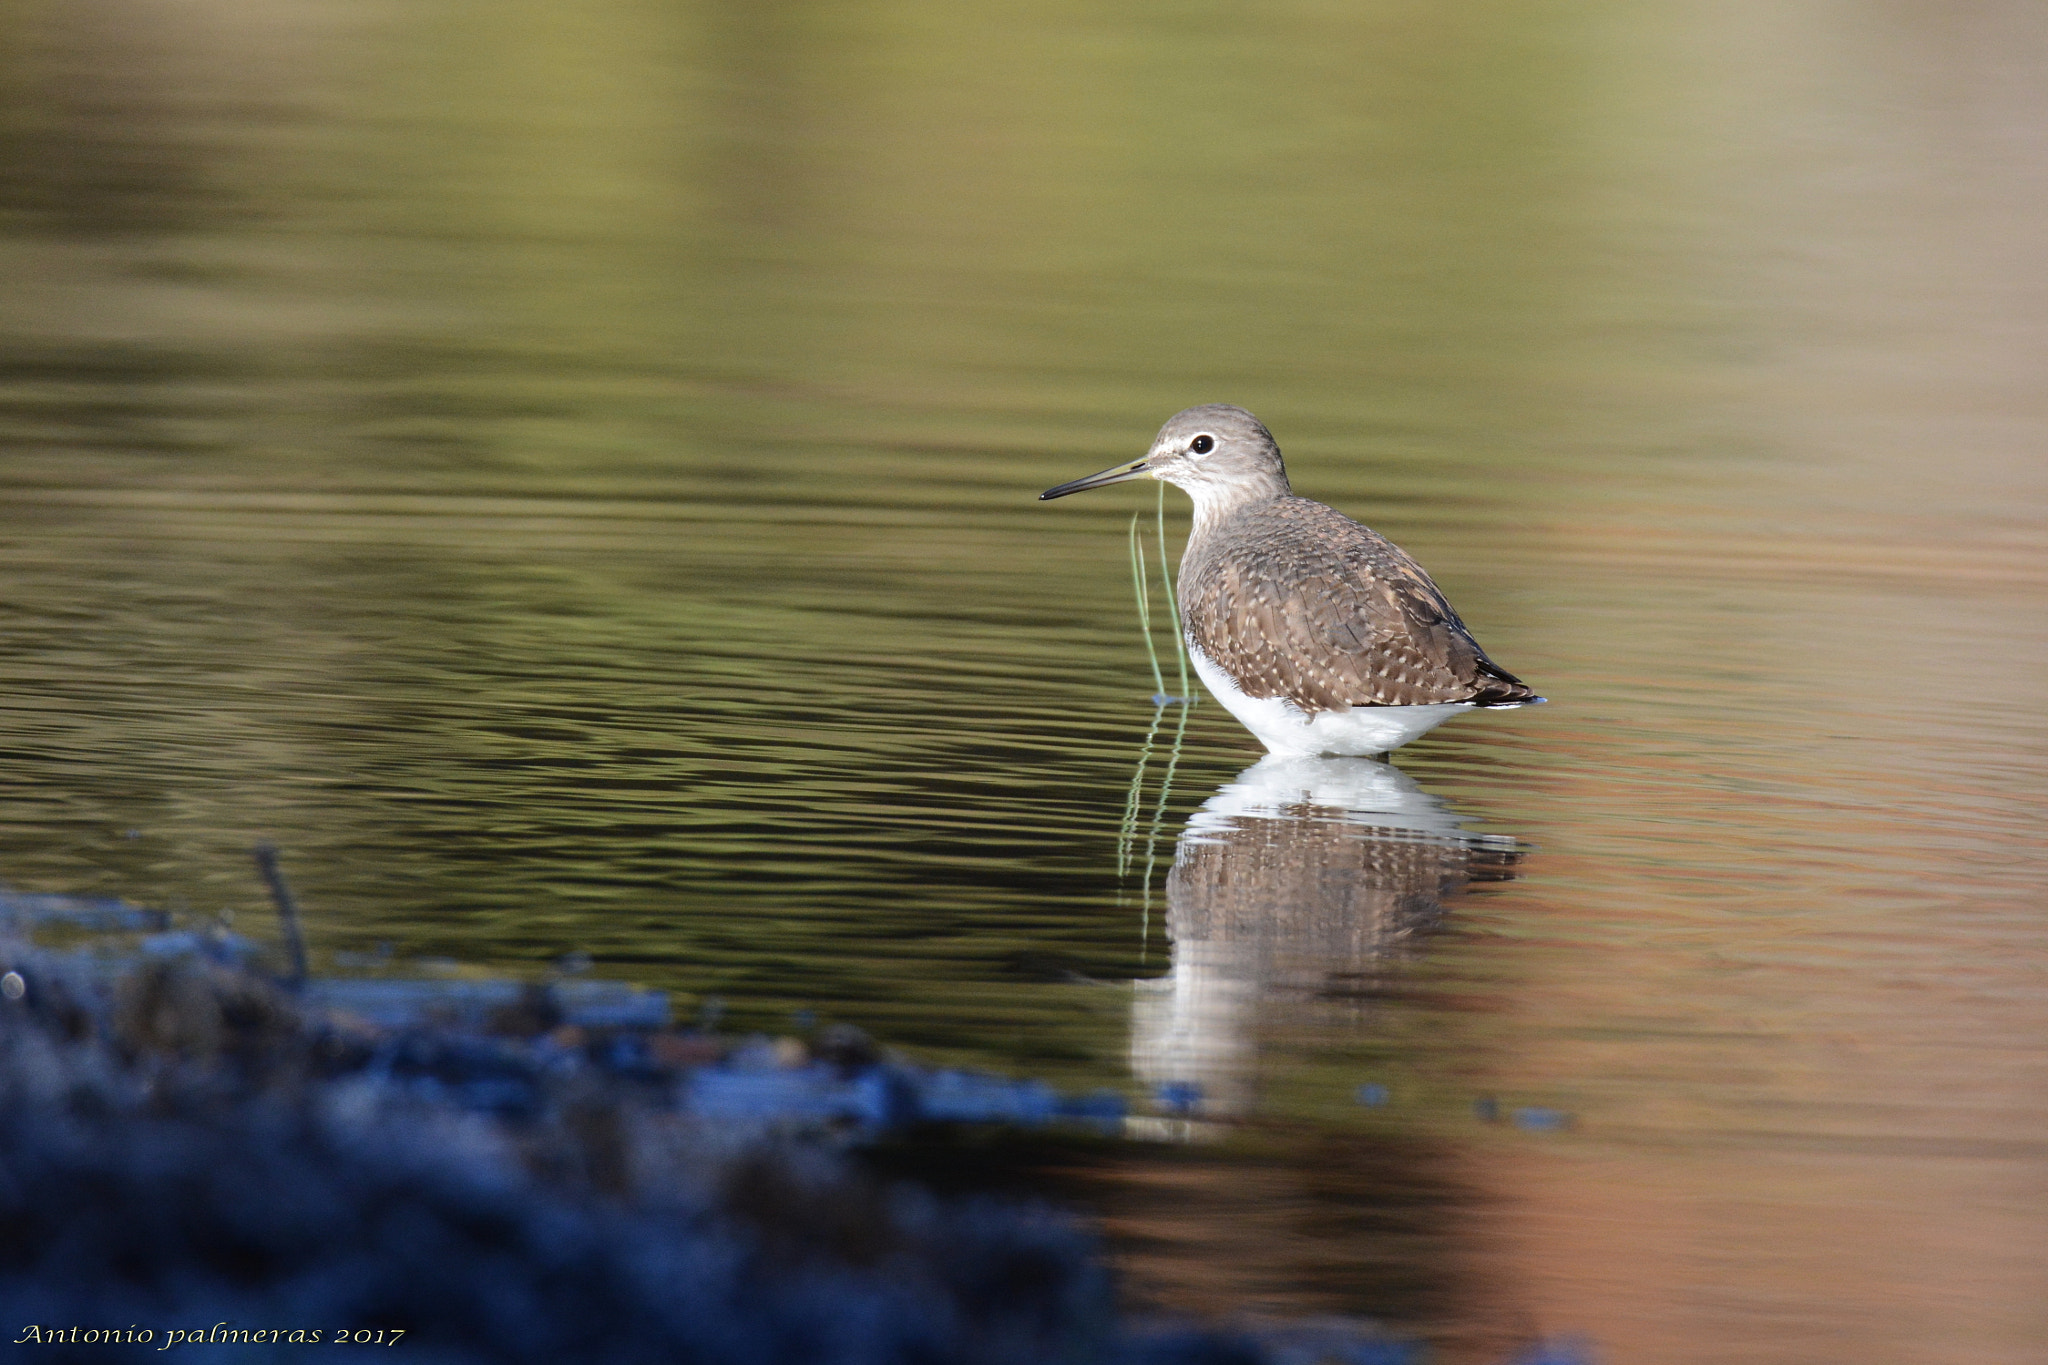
<box><xmin>1040</xmin><ymin>405</ymin><xmax>1291</xmax><ymax>515</ymax></box>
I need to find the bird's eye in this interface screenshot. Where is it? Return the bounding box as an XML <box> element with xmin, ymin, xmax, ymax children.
<box><xmin>1189</xmin><ymin>434</ymin><xmax>1215</xmax><ymax>455</ymax></box>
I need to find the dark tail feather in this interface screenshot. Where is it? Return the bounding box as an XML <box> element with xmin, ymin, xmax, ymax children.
<box><xmin>1469</xmin><ymin>657</ymin><xmax>1543</xmax><ymax>708</ymax></box>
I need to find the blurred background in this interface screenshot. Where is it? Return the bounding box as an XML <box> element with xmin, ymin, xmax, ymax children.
<box><xmin>1</xmin><ymin>1</ymin><xmax>2045</xmax><ymax>1361</ymax></box>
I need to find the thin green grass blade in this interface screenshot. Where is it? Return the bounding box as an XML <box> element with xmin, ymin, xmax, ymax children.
<box><xmin>1116</xmin><ymin>702</ymin><xmax>1166</xmax><ymax>881</ymax></box>
<box><xmin>1155</xmin><ymin>483</ymin><xmax>1190</xmax><ymax>700</ymax></box>
<box><xmin>1136</xmin><ymin>698</ymin><xmax>1193</xmax><ymax>955</ymax></box>
<box><xmin>1128</xmin><ymin>510</ymin><xmax>1166</xmax><ymax>700</ymax></box>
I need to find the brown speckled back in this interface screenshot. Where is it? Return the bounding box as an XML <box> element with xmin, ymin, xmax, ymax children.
<box><xmin>1179</xmin><ymin>496</ymin><xmax>1535</xmax><ymax>713</ymax></box>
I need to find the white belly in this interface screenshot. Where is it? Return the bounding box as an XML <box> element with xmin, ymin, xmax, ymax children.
<box><xmin>1186</xmin><ymin>638</ymin><xmax>1472</xmax><ymax>756</ymax></box>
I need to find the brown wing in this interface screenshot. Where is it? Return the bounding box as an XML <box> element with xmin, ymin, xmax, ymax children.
<box><xmin>1180</xmin><ymin>498</ymin><xmax>1536</xmax><ymax>713</ymax></box>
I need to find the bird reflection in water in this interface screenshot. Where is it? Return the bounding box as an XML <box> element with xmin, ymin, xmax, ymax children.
<box><xmin>1125</xmin><ymin>738</ymin><xmax>1522</xmax><ymax>1120</ymax></box>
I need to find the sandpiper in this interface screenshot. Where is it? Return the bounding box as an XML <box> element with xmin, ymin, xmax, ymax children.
<box><xmin>1041</xmin><ymin>404</ymin><xmax>1541</xmax><ymax>756</ymax></box>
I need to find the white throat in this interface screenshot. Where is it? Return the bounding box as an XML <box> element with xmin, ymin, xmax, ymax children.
<box><xmin>1161</xmin><ymin>474</ymin><xmax>1284</xmax><ymax>532</ymax></box>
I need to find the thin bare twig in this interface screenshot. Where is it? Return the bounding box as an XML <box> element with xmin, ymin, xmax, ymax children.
<box><xmin>253</xmin><ymin>841</ymin><xmax>309</xmax><ymax>987</ymax></box>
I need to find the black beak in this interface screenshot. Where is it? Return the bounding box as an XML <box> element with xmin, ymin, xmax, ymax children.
<box><xmin>1039</xmin><ymin>458</ymin><xmax>1153</xmax><ymax>500</ymax></box>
